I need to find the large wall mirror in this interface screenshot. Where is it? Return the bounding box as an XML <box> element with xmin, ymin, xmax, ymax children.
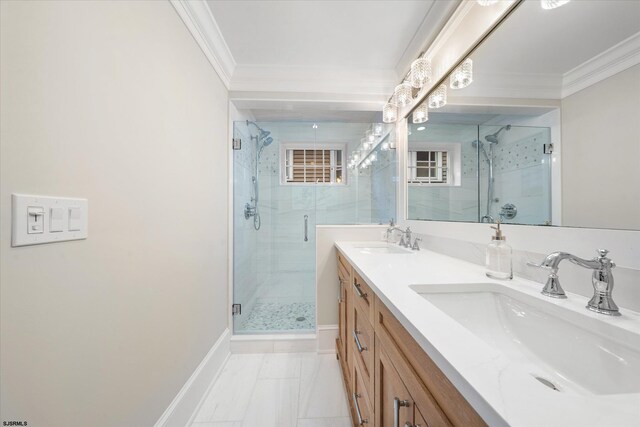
<box><xmin>406</xmin><ymin>0</ymin><xmax>640</xmax><ymax>230</ymax></box>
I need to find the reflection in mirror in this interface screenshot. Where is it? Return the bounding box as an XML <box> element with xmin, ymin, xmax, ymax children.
<box><xmin>406</xmin><ymin>0</ymin><xmax>640</xmax><ymax>230</ymax></box>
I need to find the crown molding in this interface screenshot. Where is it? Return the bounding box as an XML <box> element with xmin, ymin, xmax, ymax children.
<box><xmin>170</xmin><ymin>0</ymin><xmax>236</xmax><ymax>88</ymax></box>
<box><xmin>394</xmin><ymin>0</ymin><xmax>462</xmax><ymax>77</ymax></box>
<box><xmin>230</xmin><ymin>65</ymin><xmax>398</xmax><ymax>97</ymax></box>
<box><xmin>562</xmin><ymin>31</ymin><xmax>640</xmax><ymax>98</ymax></box>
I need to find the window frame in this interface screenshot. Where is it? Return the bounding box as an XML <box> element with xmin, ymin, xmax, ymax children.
<box><xmin>279</xmin><ymin>142</ymin><xmax>347</xmax><ymax>186</ymax></box>
<box><xmin>407</xmin><ymin>142</ymin><xmax>462</xmax><ymax>187</ymax></box>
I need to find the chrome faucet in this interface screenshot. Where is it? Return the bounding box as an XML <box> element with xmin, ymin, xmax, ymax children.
<box><xmin>529</xmin><ymin>249</ymin><xmax>620</xmax><ymax>316</ymax></box>
<box><xmin>403</xmin><ymin>227</ymin><xmax>412</xmax><ymax>248</ymax></box>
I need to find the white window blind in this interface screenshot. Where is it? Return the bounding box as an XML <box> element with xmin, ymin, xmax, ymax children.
<box><xmin>283</xmin><ymin>147</ymin><xmax>344</xmax><ymax>184</ymax></box>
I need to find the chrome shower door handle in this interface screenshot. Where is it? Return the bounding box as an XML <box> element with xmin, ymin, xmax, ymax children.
<box><xmin>304</xmin><ymin>214</ymin><xmax>309</xmax><ymax>242</ymax></box>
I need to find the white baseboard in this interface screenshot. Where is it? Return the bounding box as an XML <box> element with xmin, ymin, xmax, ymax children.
<box><xmin>317</xmin><ymin>325</ymin><xmax>339</xmax><ymax>354</ymax></box>
<box><xmin>154</xmin><ymin>328</ymin><xmax>231</xmax><ymax>427</ymax></box>
<box><xmin>230</xmin><ymin>333</ymin><xmax>317</xmax><ymax>353</ymax></box>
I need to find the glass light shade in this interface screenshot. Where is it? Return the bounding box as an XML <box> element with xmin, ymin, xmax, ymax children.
<box><xmin>476</xmin><ymin>0</ymin><xmax>498</xmax><ymax>5</ymax></box>
<box><xmin>541</xmin><ymin>0</ymin><xmax>570</xmax><ymax>9</ymax></box>
<box><xmin>428</xmin><ymin>84</ymin><xmax>447</xmax><ymax>109</ymax></box>
<box><xmin>373</xmin><ymin>123</ymin><xmax>383</xmax><ymax>136</ymax></box>
<box><xmin>410</xmin><ymin>58</ymin><xmax>432</xmax><ymax>89</ymax></box>
<box><xmin>393</xmin><ymin>82</ymin><xmax>413</xmax><ymax>107</ymax></box>
<box><xmin>370</xmin><ymin>152</ymin><xmax>377</xmax><ymax>162</ymax></box>
<box><xmin>381</xmin><ymin>141</ymin><xmax>390</xmax><ymax>151</ymax></box>
<box><xmin>366</xmin><ymin>130</ymin><xmax>375</xmax><ymax>143</ymax></box>
<box><xmin>383</xmin><ymin>102</ymin><xmax>398</xmax><ymax>123</ymax></box>
<box><xmin>450</xmin><ymin>58</ymin><xmax>473</xmax><ymax>89</ymax></box>
<box><xmin>412</xmin><ymin>103</ymin><xmax>428</xmax><ymax>124</ymax></box>
<box><xmin>361</xmin><ymin>139</ymin><xmax>370</xmax><ymax>150</ymax></box>
<box><xmin>353</xmin><ymin>153</ymin><xmax>360</xmax><ymax>161</ymax></box>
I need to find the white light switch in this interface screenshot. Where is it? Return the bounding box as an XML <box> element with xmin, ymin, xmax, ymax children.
<box><xmin>68</xmin><ymin>207</ymin><xmax>81</xmax><ymax>231</ymax></box>
<box><xmin>11</xmin><ymin>194</ymin><xmax>88</xmax><ymax>247</ymax></box>
<box><xmin>27</xmin><ymin>206</ymin><xmax>45</xmax><ymax>234</ymax></box>
<box><xmin>50</xmin><ymin>207</ymin><xmax>64</xmax><ymax>232</ymax></box>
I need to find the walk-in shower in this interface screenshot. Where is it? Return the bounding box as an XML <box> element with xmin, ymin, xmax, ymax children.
<box><xmin>476</xmin><ymin>125</ymin><xmax>511</xmax><ymax>223</ymax></box>
<box><xmin>233</xmin><ymin>121</ymin><xmax>397</xmax><ymax>334</ymax></box>
<box><xmin>244</xmin><ymin>120</ymin><xmax>273</xmax><ymax>230</ymax></box>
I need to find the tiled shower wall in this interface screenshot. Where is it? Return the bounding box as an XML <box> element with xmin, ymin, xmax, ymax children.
<box><xmin>407</xmin><ymin>123</ymin><xmax>551</xmax><ymax>225</ymax></box>
<box><xmin>233</xmin><ymin>122</ymin><xmax>397</xmax><ymax>332</ymax></box>
<box><xmin>408</xmin><ymin>124</ymin><xmax>479</xmax><ymax>222</ymax></box>
<box><xmin>480</xmin><ymin>125</ymin><xmax>552</xmax><ymax>225</ymax></box>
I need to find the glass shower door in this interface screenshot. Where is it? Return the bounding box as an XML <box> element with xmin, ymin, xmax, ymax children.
<box><xmin>232</xmin><ymin>121</ymin><xmax>316</xmax><ymax>334</ymax></box>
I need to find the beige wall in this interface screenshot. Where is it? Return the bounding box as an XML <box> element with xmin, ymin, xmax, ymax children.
<box><xmin>0</xmin><ymin>1</ymin><xmax>228</xmax><ymax>426</ymax></box>
<box><xmin>561</xmin><ymin>64</ymin><xmax>640</xmax><ymax>230</ymax></box>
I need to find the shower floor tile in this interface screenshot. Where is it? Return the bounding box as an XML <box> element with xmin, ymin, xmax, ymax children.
<box><xmin>241</xmin><ymin>301</ymin><xmax>315</xmax><ymax>332</ymax></box>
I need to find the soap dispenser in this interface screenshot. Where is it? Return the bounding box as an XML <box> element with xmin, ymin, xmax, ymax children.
<box><xmin>486</xmin><ymin>221</ymin><xmax>513</xmax><ymax>280</ymax></box>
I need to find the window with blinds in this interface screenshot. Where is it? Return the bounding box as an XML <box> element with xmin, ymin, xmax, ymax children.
<box><xmin>408</xmin><ymin>150</ymin><xmax>448</xmax><ymax>184</ymax></box>
<box><xmin>283</xmin><ymin>146</ymin><xmax>344</xmax><ymax>184</ymax></box>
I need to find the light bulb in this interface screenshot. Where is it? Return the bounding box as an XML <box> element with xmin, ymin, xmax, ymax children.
<box><xmin>373</xmin><ymin>123</ymin><xmax>383</xmax><ymax>136</ymax></box>
<box><xmin>383</xmin><ymin>102</ymin><xmax>397</xmax><ymax>123</ymax></box>
<box><xmin>450</xmin><ymin>58</ymin><xmax>473</xmax><ymax>89</ymax></box>
<box><xmin>413</xmin><ymin>103</ymin><xmax>428</xmax><ymax>124</ymax></box>
<box><xmin>428</xmin><ymin>84</ymin><xmax>447</xmax><ymax>109</ymax></box>
<box><xmin>381</xmin><ymin>141</ymin><xmax>390</xmax><ymax>151</ymax></box>
<box><xmin>393</xmin><ymin>82</ymin><xmax>413</xmax><ymax>107</ymax></box>
<box><xmin>410</xmin><ymin>58</ymin><xmax>432</xmax><ymax>89</ymax></box>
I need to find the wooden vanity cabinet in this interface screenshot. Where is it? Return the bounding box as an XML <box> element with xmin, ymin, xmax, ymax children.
<box><xmin>335</xmin><ymin>248</ymin><xmax>486</xmax><ymax>427</ymax></box>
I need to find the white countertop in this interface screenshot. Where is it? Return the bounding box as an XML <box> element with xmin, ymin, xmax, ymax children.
<box><xmin>335</xmin><ymin>241</ymin><xmax>640</xmax><ymax>427</ymax></box>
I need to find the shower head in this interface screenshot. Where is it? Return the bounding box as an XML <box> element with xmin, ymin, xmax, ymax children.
<box><xmin>262</xmin><ymin>136</ymin><xmax>273</xmax><ymax>147</ymax></box>
<box><xmin>246</xmin><ymin>120</ymin><xmax>271</xmax><ymax>141</ymax></box>
<box><xmin>485</xmin><ymin>125</ymin><xmax>511</xmax><ymax>144</ymax></box>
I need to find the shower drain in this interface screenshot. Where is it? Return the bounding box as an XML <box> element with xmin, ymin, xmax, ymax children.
<box><xmin>533</xmin><ymin>375</ymin><xmax>560</xmax><ymax>392</ymax></box>
<box><xmin>296</xmin><ymin>316</ymin><xmax>306</xmax><ymax>322</ymax></box>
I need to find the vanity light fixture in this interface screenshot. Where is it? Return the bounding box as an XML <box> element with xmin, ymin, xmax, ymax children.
<box><xmin>413</xmin><ymin>103</ymin><xmax>428</xmax><ymax>124</ymax></box>
<box><xmin>450</xmin><ymin>58</ymin><xmax>473</xmax><ymax>89</ymax></box>
<box><xmin>476</xmin><ymin>0</ymin><xmax>498</xmax><ymax>5</ymax></box>
<box><xmin>393</xmin><ymin>82</ymin><xmax>413</xmax><ymax>107</ymax></box>
<box><xmin>410</xmin><ymin>58</ymin><xmax>432</xmax><ymax>89</ymax></box>
<box><xmin>541</xmin><ymin>0</ymin><xmax>570</xmax><ymax>9</ymax></box>
<box><xmin>383</xmin><ymin>102</ymin><xmax>398</xmax><ymax>123</ymax></box>
<box><xmin>428</xmin><ymin>84</ymin><xmax>447</xmax><ymax>109</ymax></box>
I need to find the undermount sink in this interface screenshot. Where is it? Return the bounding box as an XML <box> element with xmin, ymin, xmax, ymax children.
<box><xmin>352</xmin><ymin>242</ymin><xmax>413</xmax><ymax>255</ymax></box>
<box><xmin>410</xmin><ymin>283</ymin><xmax>640</xmax><ymax>396</ymax></box>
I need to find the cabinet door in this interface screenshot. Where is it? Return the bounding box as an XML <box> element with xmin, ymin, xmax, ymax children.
<box><xmin>338</xmin><ymin>273</ymin><xmax>346</xmax><ymax>359</ymax></box>
<box><xmin>375</xmin><ymin>342</ymin><xmax>414</xmax><ymax>427</ymax></box>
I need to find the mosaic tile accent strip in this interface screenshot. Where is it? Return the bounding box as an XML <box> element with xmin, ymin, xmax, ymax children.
<box><xmin>241</xmin><ymin>302</ymin><xmax>315</xmax><ymax>332</ymax></box>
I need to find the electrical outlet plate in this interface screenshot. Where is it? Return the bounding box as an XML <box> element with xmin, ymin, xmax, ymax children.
<box><xmin>11</xmin><ymin>194</ymin><xmax>88</xmax><ymax>247</ymax></box>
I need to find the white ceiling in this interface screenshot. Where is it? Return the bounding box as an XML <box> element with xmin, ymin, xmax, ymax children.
<box><xmin>459</xmin><ymin>0</ymin><xmax>640</xmax><ymax>100</ymax></box>
<box><xmin>207</xmin><ymin>0</ymin><xmax>438</xmax><ymax>70</ymax></box>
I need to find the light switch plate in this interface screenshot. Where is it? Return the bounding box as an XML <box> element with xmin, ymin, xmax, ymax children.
<box><xmin>11</xmin><ymin>194</ymin><xmax>88</xmax><ymax>247</ymax></box>
<box><xmin>50</xmin><ymin>207</ymin><xmax>64</xmax><ymax>232</ymax></box>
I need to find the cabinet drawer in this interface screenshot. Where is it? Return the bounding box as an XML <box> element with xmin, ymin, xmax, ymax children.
<box><xmin>352</xmin><ymin>301</ymin><xmax>375</xmax><ymax>402</ymax></box>
<box><xmin>353</xmin><ymin>271</ymin><xmax>375</xmax><ymax>325</ymax></box>
<box><xmin>353</xmin><ymin>357</ymin><xmax>375</xmax><ymax>427</ymax></box>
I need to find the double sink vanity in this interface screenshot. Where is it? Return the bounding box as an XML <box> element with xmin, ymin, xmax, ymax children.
<box><xmin>334</xmin><ymin>241</ymin><xmax>640</xmax><ymax>427</ymax></box>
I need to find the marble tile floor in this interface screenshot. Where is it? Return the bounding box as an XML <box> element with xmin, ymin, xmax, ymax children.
<box><xmin>191</xmin><ymin>352</ymin><xmax>351</xmax><ymax>427</ymax></box>
<box><xmin>239</xmin><ymin>302</ymin><xmax>315</xmax><ymax>333</ymax></box>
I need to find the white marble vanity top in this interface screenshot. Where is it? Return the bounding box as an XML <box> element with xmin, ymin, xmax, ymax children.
<box><xmin>335</xmin><ymin>241</ymin><xmax>640</xmax><ymax>427</ymax></box>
